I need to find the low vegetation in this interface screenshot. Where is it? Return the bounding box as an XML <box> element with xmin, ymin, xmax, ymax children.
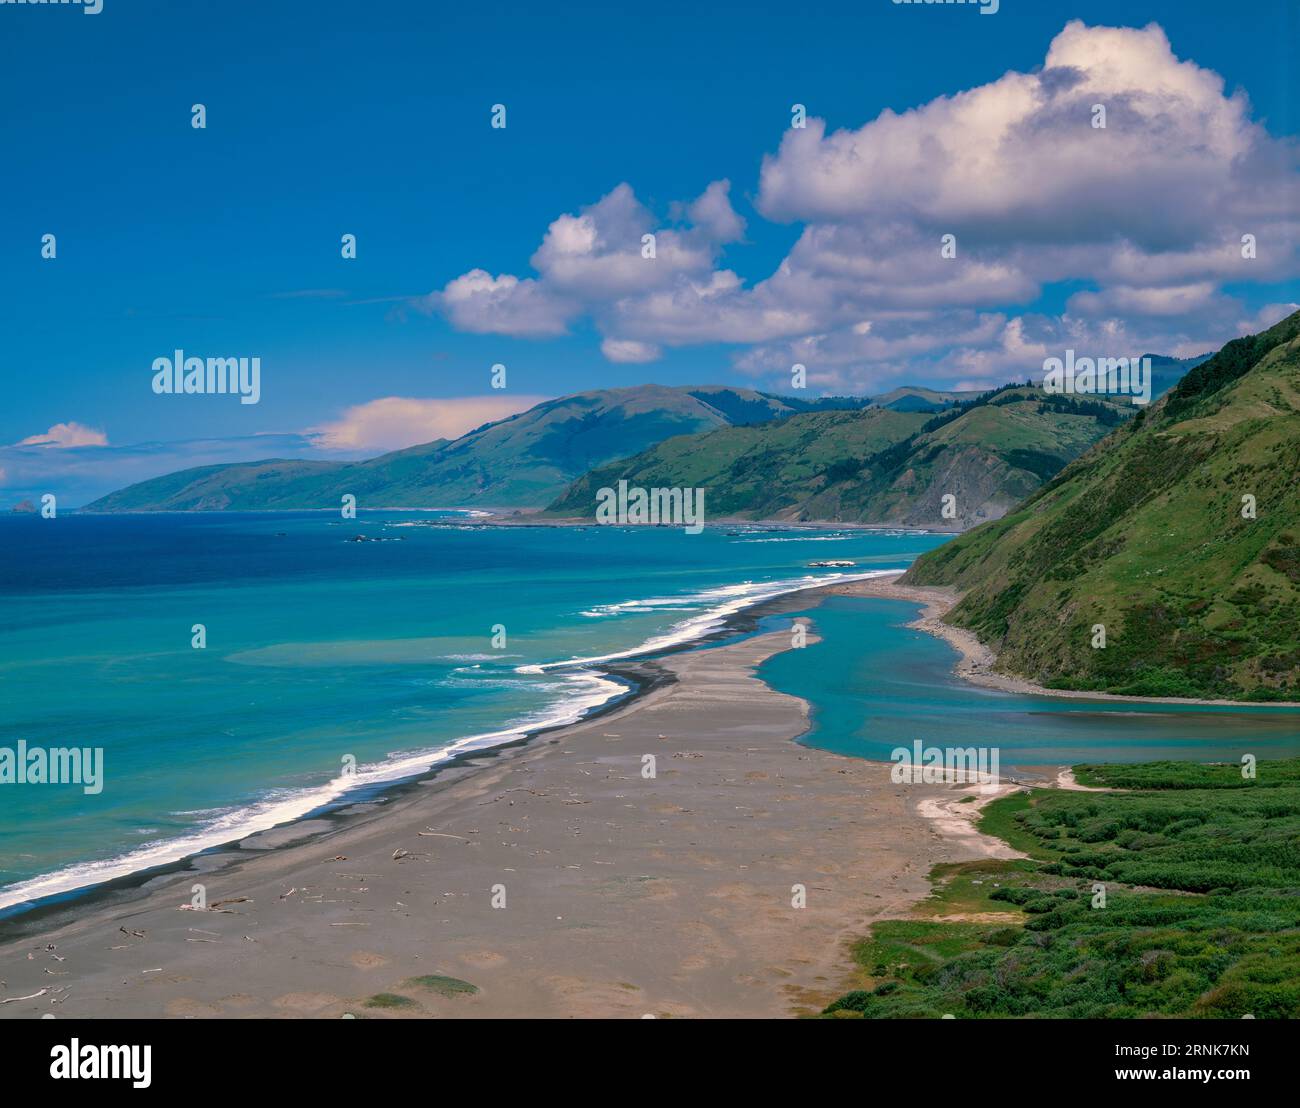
<box><xmin>823</xmin><ymin>758</ymin><xmax>1300</xmax><ymax>1018</ymax></box>
<box><xmin>406</xmin><ymin>974</ymin><xmax>479</xmax><ymax>997</ymax></box>
<box><xmin>363</xmin><ymin>992</ymin><xmax>419</xmax><ymax>1009</ymax></box>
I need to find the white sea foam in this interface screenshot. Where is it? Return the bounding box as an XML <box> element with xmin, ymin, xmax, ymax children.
<box><xmin>733</xmin><ymin>534</ymin><xmax>856</xmax><ymax>543</ymax></box>
<box><xmin>0</xmin><ymin>566</ymin><xmax>895</xmax><ymax>914</ymax></box>
<box><xmin>520</xmin><ymin>568</ymin><xmax>898</xmax><ymax>673</ymax></box>
<box><xmin>386</xmin><ymin>509</ymin><xmax>492</xmax><ymax>527</ymax></box>
<box><xmin>0</xmin><ymin>668</ymin><xmax>622</xmax><ymax>913</ymax></box>
<box><xmin>580</xmin><ymin>600</ymin><xmax>697</xmax><ymax>618</ymax></box>
<box><xmin>736</xmin><ymin>530</ymin><xmax>929</xmax><ymax>542</ymax></box>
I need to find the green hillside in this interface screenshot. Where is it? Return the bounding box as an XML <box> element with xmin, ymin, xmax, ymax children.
<box><xmin>867</xmin><ymin>385</ymin><xmax>981</xmax><ymax>412</ymax></box>
<box><xmin>905</xmin><ymin>309</ymin><xmax>1300</xmax><ymax>701</ymax></box>
<box><xmin>85</xmin><ymin>385</ymin><xmax>859</xmax><ymax>512</ymax></box>
<box><xmin>547</xmin><ymin>385</ymin><xmax>1132</xmax><ymax>529</ymax></box>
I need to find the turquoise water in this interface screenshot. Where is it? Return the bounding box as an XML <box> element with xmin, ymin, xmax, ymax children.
<box><xmin>0</xmin><ymin>512</ymin><xmax>939</xmax><ymax>910</ymax></box>
<box><xmin>760</xmin><ymin>596</ymin><xmax>1299</xmax><ymax>771</ymax></box>
<box><xmin>2</xmin><ymin>513</ymin><xmax>1294</xmax><ymax>915</ymax></box>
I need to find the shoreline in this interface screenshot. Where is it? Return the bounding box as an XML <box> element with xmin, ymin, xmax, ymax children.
<box><xmin>0</xmin><ymin>568</ymin><xmax>894</xmax><ymax>921</ymax></box>
<box><xmin>4</xmin><ymin>555</ymin><xmax>1282</xmax><ymax>932</ymax></box>
<box><xmin>4</xmin><ymin>559</ymin><xmax>1280</xmax><ymax>1015</ymax></box>
<box><xmin>60</xmin><ymin>507</ymin><xmax>958</xmax><ymax>535</ymax></box>
<box><xmin>0</xmin><ymin>622</ymin><xmax>1015</xmax><ymax>1019</ymax></box>
<box><xmin>0</xmin><ymin>662</ymin><xmax>663</xmax><ymax>933</ymax></box>
<box><xmin>829</xmin><ymin>573</ymin><xmax>1300</xmax><ymax>710</ymax></box>
<box><xmin>4</xmin><ymin>558</ymin><xmax>1285</xmax><ymax>940</ymax></box>
<box><xmin>0</xmin><ymin>572</ymin><xmax>888</xmax><ymax>926</ymax></box>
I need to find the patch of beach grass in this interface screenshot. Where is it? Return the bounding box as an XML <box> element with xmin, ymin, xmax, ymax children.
<box><xmin>977</xmin><ymin>789</ymin><xmax>1058</xmax><ymax>859</ymax></box>
<box><xmin>916</xmin><ymin>859</ymin><xmax>1038</xmax><ymax>918</ymax></box>
<box><xmin>363</xmin><ymin>992</ymin><xmax>418</xmax><ymax>1009</ymax></box>
<box><xmin>850</xmin><ymin>919</ymin><xmax>988</xmax><ymax>979</ymax></box>
<box><xmin>405</xmin><ymin>974</ymin><xmax>479</xmax><ymax>997</ymax></box>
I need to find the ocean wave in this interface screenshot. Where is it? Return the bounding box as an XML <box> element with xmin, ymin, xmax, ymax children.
<box><xmin>0</xmin><ymin>567</ymin><xmax>892</xmax><ymax>915</ymax></box>
<box><xmin>438</xmin><ymin>673</ymin><xmax>537</xmax><ymax>689</ymax></box>
<box><xmin>580</xmin><ymin>601</ymin><xmax>697</xmax><ymax>618</ymax></box>
<box><xmin>732</xmin><ymin>534</ymin><xmax>856</xmax><ymax>543</ymax></box>
<box><xmin>385</xmin><ymin>510</ymin><xmax>491</xmax><ymax>527</ymax></box>
<box><xmin>519</xmin><ymin>568</ymin><xmax>897</xmax><ymax>673</ymax></box>
<box><xmin>0</xmin><ymin>669</ymin><xmax>624</xmax><ymax>914</ymax></box>
<box><xmin>736</xmin><ymin>530</ymin><xmax>932</xmax><ymax>541</ymax></box>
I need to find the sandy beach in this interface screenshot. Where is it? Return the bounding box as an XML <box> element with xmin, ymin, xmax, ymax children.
<box><xmin>0</xmin><ymin>617</ymin><xmax>1016</xmax><ymax>1020</ymax></box>
<box><xmin>4</xmin><ymin>563</ymin><xmax>1270</xmax><ymax>1020</ymax></box>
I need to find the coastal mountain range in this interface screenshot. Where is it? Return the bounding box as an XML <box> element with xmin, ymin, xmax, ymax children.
<box><xmin>84</xmin><ymin>386</ymin><xmax>870</xmax><ymax>512</ymax></box>
<box><xmin>546</xmin><ymin>385</ymin><xmax>1138</xmax><ymax>529</ymax></box>
<box><xmin>84</xmin><ymin>361</ymin><xmax>1202</xmax><ymax>524</ymax></box>
<box><xmin>904</xmin><ymin>309</ymin><xmax>1300</xmax><ymax>701</ymax></box>
<box><xmin>82</xmin><ymin>384</ymin><xmax>959</xmax><ymax>513</ymax></box>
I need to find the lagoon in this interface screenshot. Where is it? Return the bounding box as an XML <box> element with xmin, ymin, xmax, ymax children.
<box><xmin>760</xmin><ymin>594</ymin><xmax>1298</xmax><ymax>771</ymax></box>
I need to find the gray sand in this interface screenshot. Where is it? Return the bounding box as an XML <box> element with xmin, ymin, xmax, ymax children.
<box><xmin>0</xmin><ymin>627</ymin><xmax>1011</xmax><ymax>1019</ymax></box>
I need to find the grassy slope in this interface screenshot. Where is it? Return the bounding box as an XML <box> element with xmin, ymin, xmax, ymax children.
<box><xmin>547</xmin><ymin>407</ymin><xmax>928</xmax><ymax>519</ymax></box>
<box><xmin>78</xmin><ymin>458</ymin><xmax>347</xmax><ymax>512</ymax></box>
<box><xmin>84</xmin><ymin>386</ymin><xmax>811</xmax><ymax>511</ymax></box>
<box><xmin>904</xmin><ymin>311</ymin><xmax>1300</xmax><ymax>700</ymax></box>
<box><xmin>823</xmin><ymin>759</ymin><xmax>1300</xmax><ymax>1019</ymax></box>
<box><xmin>547</xmin><ymin>386</ymin><xmax>1130</xmax><ymax>528</ymax></box>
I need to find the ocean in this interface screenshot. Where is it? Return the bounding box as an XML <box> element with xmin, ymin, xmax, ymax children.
<box><xmin>1</xmin><ymin>512</ymin><xmax>1294</xmax><ymax>914</ymax></box>
<box><xmin>0</xmin><ymin>511</ymin><xmax>936</xmax><ymax>911</ymax></box>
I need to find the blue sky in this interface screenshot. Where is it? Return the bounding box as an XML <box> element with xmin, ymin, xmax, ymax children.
<box><xmin>2</xmin><ymin>0</ymin><xmax>1297</xmax><ymax>505</ymax></box>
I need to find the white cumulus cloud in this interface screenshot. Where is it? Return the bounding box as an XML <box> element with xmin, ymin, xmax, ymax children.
<box><xmin>427</xmin><ymin>21</ymin><xmax>1299</xmax><ymax>389</ymax></box>
<box><xmin>18</xmin><ymin>422</ymin><xmax>109</xmax><ymax>448</ymax></box>
<box><xmin>425</xmin><ymin>180</ymin><xmax>748</xmax><ymax>350</ymax></box>
<box><xmin>310</xmin><ymin>395</ymin><xmax>548</xmax><ymax>452</ymax></box>
<box><xmin>600</xmin><ymin>338</ymin><xmax>662</xmax><ymax>364</ymax></box>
